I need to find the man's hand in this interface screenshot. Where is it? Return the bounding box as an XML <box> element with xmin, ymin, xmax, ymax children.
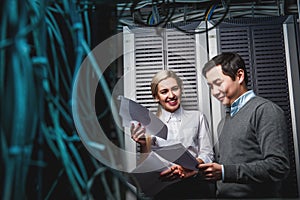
<box><xmin>198</xmin><ymin>163</ymin><xmax>222</xmax><ymax>181</ymax></box>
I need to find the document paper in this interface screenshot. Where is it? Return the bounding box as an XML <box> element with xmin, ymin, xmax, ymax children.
<box><xmin>118</xmin><ymin>95</ymin><xmax>167</xmax><ymax>139</ymax></box>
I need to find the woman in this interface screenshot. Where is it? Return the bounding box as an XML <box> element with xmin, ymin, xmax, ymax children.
<box><xmin>131</xmin><ymin>70</ymin><xmax>215</xmax><ymax>199</ymax></box>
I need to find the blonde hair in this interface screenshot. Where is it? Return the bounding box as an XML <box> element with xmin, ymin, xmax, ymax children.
<box><xmin>150</xmin><ymin>70</ymin><xmax>183</xmax><ymax>116</ymax></box>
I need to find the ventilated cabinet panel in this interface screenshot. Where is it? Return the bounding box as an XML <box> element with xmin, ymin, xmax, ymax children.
<box><xmin>129</xmin><ymin>27</ymin><xmax>200</xmax><ymax>113</ymax></box>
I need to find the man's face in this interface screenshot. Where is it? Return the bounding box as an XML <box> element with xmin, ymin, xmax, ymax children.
<box><xmin>156</xmin><ymin>77</ymin><xmax>181</xmax><ymax>113</ymax></box>
<box><xmin>205</xmin><ymin>65</ymin><xmax>241</xmax><ymax>106</ymax></box>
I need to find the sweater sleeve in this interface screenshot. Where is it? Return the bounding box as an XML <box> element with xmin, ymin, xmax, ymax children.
<box><xmin>223</xmin><ymin>102</ymin><xmax>290</xmax><ymax>184</ymax></box>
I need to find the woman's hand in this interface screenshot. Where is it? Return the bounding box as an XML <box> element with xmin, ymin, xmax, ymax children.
<box><xmin>159</xmin><ymin>164</ymin><xmax>199</xmax><ymax>181</ymax></box>
<box><xmin>159</xmin><ymin>158</ymin><xmax>206</xmax><ymax>181</ymax></box>
<box><xmin>130</xmin><ymin>121</ymin><xmax>146</xmax><ymax>146</ymax></box>
<box><xmin>160</xmin><ymin>164</ymin><xmax>185</xmax><ymax>181</ymax></box>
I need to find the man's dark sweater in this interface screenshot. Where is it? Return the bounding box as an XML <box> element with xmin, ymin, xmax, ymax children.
<box><xmin>215</xmin><ymin>96</ymin><xmax>290</xmax><ymax>198</ymax></box>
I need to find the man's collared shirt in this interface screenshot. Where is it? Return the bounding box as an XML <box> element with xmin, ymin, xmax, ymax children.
<box><xmin>230</xmin><ymin>90</ymin><xmax>256</xmax><ymax>117</ymax></box>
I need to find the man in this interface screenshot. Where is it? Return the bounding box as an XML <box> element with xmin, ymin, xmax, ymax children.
<box><xmin>198</xmin><ymin>52</ymin><xmax>290</xmax><ymax>198</ymax></box>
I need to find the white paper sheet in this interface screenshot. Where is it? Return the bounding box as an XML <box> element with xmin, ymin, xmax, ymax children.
<box><xmin>154</xmin><ymin>143</ymin><xmax>199</xmax><ymax>171</ymax></box>
<box><xmin>118</xmin><ymin>96</ymin><xmax>167</xmax><ymax>139</ymax></box>
<box><xmin>129</xmin><ymin>152</ymin><xmax>180</xmax><ymax>197</ymax></box>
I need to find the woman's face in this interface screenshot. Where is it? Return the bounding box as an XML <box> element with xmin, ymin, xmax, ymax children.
<box><xmin>156</xmin><ymin>77</ymin><xmax>181</xmax><ymax>113</ymax></box>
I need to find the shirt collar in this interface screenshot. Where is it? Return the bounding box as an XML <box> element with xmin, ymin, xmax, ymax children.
<box><xmin>161</xmin><ymin>106</ymin><xmax>182</xmax><ymax>123</ymax></box>
<box><xmin>230</xmin><ymin>90</ymin><xmax>256</xmax><ymax>117</ymax></box>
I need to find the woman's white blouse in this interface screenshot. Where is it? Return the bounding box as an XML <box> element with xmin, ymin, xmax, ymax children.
<box><xmin>153</xmin><ymin>106</ymin><xmax>214</xmax><ymax>163</ymax></box>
